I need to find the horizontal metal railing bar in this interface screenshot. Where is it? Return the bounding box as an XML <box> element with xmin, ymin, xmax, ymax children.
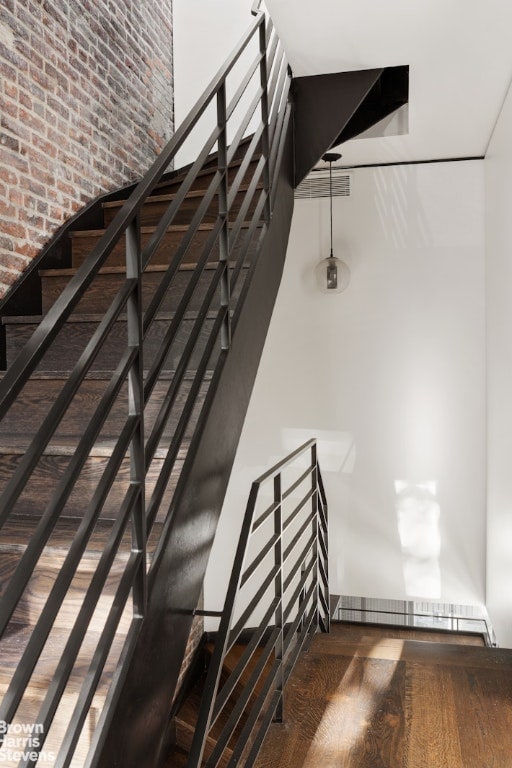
<box><xmin>317</xmin><ymin>552</ymin><xmax>328</xmax><ymax>589</ymax></box>
<box><xmin>251</xmin><ymin>499</ymin><xmax>279</xmax><ymax>534</ymax></box>
<box><xmin>226</xmin><ymin>51</ymin><xmax>264</xmax><ymax>125</ymax></box>
<box><xmin>266</xmin><ymin>42</ymin><xmax>286</xmax><ymax>125</ymax></box>
<box><xmin>0</xmin><ymin>279</ymin><xmax>136</xmax><ymax>532</ymax></box>
<box><xmin>227</xmin><ymin>140</ymin><xmax>265</xmax><ymax>213</ymax></box>
<box><xmin>0</xmin><ymin>345</ymin><xmax>138</xmax><ymax>636</ymax></box>
<box><xmin>269</xmin><ymin>73</ymin><xmax>291</xmax><ymax>184</ymax></box>
<box><xmin>212</xmin><ymin>598</ymin><xmax>279</xmax><ymax>723</ymax></box>
<box><xmin>283</xmin><ymin>557</ymin><xmax>316</xmax><ymax>625</ymax></box>
<box><xmin>283</xmin><ymin>508</ymin><xmax>316</xmax><ymax>564</ymax></box>
<box><xmin>318</xmin><ymin>526</ymin><xmax>328</xmax><ymax>563</ymax></box>
<box><xmin>252</xmin><ymin>440</ymin><xmax>316</xmax><ymax>488</ymax></box>
<box><xmin>283</xmin><ymin>580</ymin><xmax>317</xmax><ymax>660</ymax></box>
<box><xmin>283</xmin><ymin>601</ymin><xmax>317</xmax><ymax>687</ymax></box>
<box><xmin>226</xmin><ymin>86</ymin><xmax>265</xmax><ymax>172</ymax></box>
<box><xmin>140</xmin><ymin>136</ymin><xmax>222</xmax><ymax>278</ymax></box>
<box><xmin>32</xmin><ymin>483</ymin><xmax>140</xmax><ymax>753</ymax></box>
<box><xmin>281</xmin><ymin>464</ymin><xmax>314</xmax><ymax>503</ymax></box>
<box><xmin>222</xmin><ymin>657</ymin><xmax>281</xmax><ymax>768</ymax></box>
<box><xmin>229</xmin><ymin>187</ymin><xmax>267</xmax><ymax>301</ymax></box>
<box><xmin>318</xmin><ymin>587</ymin><xmax>329</xmax><ymax>618</ymax></box>
<box><xmin>227</xmin><ymin>122</ymin><xmax>265</xmax><ymax>197</ymax></box>
<box><xmin>282</xmin><ymin>531</ymin><xmax>316</xmax><ymax>593</ymax></box>
<box><xmin>0</xmin><ymin>413</ymin><xmax>140</xmax><ymax>725</ymax></box>
<box><xmin>227</xmin><ymin>564</ymin><xmax>280</xmax><ymax>654</ymax></box>
<box><xmin>206</xmin><ymin>627</ymin><xmax>280</xmax><ymax>765</ymax></box>
<box><xmin>145</xmin><ymin>306</ymin><xmax>227</xmax><ymax>537</ymax></box>
<box><xmin>317</xmin><ymin>502</ymin><xmax>328</xmax><ymax>539</ymax></box>
<box><xmin>227</xmin><ymin>156</ymin><xmax>266</xmax><ymax>252</ymax></box>
<box><xmin>264</xmin><ymin>26</ymin><xmax>279</xmax><ymax>81</ymax></box>
<box><xmin>282</xmin><ymin>487</ymin><xmax>316</xmax><ymax>534</ymax></box>
<box><xmin>142</xmin><ymin>170</ymin><xmax>223</xmax><ymax>333</ymax></box>
<box><xmin>240</xmin><ymin>532</ymin><xmax>280</xmax><ymax>588</ymax></box>
<box><xmin>142</xmin><ymin>219</ymin><xmax>223</xmax><ymax>402</ymax></box>
<box><xmin>56</xmin><ymin>550</ymin><xmax>143</xmax><ymax>768</ymax></box>
<box><xmin>143</xmin><ymin>256</ymin><xmax>224</xmax><ymax>461</ymax></box>
<box><xmin>145</xmin><ymin>267</ymin><xmax>224</xmax><ymax>452</ymax></box>
<box><xmin>244</xmin><ymin>688</ymin><xmax>281</xmax><ymax>767</ymax></box>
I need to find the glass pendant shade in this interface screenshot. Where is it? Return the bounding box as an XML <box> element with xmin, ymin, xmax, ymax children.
<box><xmin>315</xmin><ymin>252</ymin><xmax>350</xmax><ymax>293</ymax></box>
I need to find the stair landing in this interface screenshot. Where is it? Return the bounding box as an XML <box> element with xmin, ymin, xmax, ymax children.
<box><xmin>254</xmin><ymin>623</ymin><xmax>512</xmax><ymax>768</ymax></box>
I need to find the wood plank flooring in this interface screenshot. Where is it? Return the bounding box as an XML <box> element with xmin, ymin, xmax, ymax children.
<box><xmin>254</xmin><ymin>623</ymin><xmax>512</xmax><ymax>768</ymax></box>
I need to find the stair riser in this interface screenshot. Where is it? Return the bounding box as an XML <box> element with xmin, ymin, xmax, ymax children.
<box><xmin>0</xmin><ymin>379</ymin><xmax>209</xmax><ymax>441</ymax></box>
<box><xmin>40</xmin><ymin>267</ymin><xmax>233</xmax><ymax>316</ymax></box>
<box><xmin>71</xmin><ymin>227</ymin><xmax>217</xmax><ymax>270</ymax></box>
<box><xmin>5</xmin><ymin>316</ymin><xmax>220</xmax><ymax>371</ymax></box>
<box><xmin>70</xmin><ymin>223</ymin><xmax>259</xmax><ymax>269</ymax></box>
<box><xmin>0</xmin><ymin>453</ymin><xmax>181</xmax><ymax>520</ymax></box>
<box><xmin>153</xmin><ymin>159</ymin><xmax>260</xmax><ymax>197</ymax></box>
<box><xmin>102</xmin><ymin>189</ymin><xmax>260</xmax><ymax>228</ymax></box>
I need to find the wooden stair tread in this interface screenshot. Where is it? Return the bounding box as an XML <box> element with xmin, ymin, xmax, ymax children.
<box><xmin>38</xmin><ymin>262</ymin><xmax>231</xmax><ymax>277</ymax></box>
<box><xmin>6</xmin><ymin>514</ymin><xmax>132</xmax><ymax>549</ymax></box>
<box><xmin>0</xmin><ymin>513</ymin><xmax>152</xmax><ymax>553</ymax></box>
<box><xmin>2</xmin><ymin>310</ymin><xmax>220</xmax><ymax>325</ymax></box>
<box><xmin>102</xmin><ymin>183</ymin><xmax>262</xmax><ymax>211</ymax></box>
<box><xmin>70</xmin><ymin>221</ymin><xmax>257</xmax><ymax>239</ymax></box>
<box><xmin>0</xmin><ymin>369</ymin><xmax>214</xmax><ymax>381</ymax></box>
<box><xmin>0</xmin><ymin>434</ymin><xmax>190</xmax><ymax>458</ymax></box>
<box><xmin>315</xmin><ymin>624</ymin><xmax>510</xmax><ymax>669</ymax></box>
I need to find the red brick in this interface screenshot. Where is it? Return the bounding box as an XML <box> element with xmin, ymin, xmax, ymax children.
<box><xmin>0</xmin><ymin>0</ymin><xmax>173</xmax><ymax>287</ymax></box>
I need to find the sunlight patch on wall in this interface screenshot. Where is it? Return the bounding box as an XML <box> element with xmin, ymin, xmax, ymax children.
<box><xmin>395</xmin><ymin>480</ymin><xmax>441</xmax><ymax>599</ymax></box>
<box><xmin>282</xmin><ymin>428</ymin><xmax>356</xmax><ymax>473</ymax></box>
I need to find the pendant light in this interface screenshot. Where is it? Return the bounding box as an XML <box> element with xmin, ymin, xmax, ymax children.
<box><xmin>315</xmin><ymin>152</ymin><xmax>350</xmax><ymax>293</ymax></box>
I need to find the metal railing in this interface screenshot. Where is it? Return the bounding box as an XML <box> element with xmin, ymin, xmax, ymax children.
<box><xmin>187</xmin><ymin>439</ymin><xmax>329</xmax><ymax>768</ymax></box>
<box><xmin>0</xmin><ymin>6</ymin><xmax>291</xmax><ymax>766</ymax></box>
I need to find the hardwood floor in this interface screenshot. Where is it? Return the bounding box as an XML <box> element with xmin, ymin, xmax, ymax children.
<box><xmin>254</xmin><ymin>623</ymin><xmax>512</xmax><ymax>768</ymax></box>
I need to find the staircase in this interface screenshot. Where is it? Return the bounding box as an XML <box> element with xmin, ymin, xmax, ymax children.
<box><xmin>0</xmin><ymin>147</ymin><xmax>265</xmax><ymax>766</ymax></box>
<box><xmin>0</xmin><ymin>7</ymin><xmax>295</xmax><ymax>765</ymax></box>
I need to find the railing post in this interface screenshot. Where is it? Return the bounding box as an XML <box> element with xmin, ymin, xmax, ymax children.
<box><xmin>312</xmin><ymin>442</ymin><xmax>320</xmax><ymax>632</ymax></box>
<box><xmin>126</xmin><ymin>215</ymin><xmax>147</xmax><ymax>616</ymax></box>
<box><xmin>273</xmin><ymin>471</ymin><xmax>284</xmax><ymax>723</ymax></box>
<box><xmin>217</xmin><ymin>82</ymin><xmax>231</xmax><ymax>351</ymax></box>
<box><xmin>259</xmin><ymin>17</ymin><xmax>272</xmax><ymax>223</ymax></box>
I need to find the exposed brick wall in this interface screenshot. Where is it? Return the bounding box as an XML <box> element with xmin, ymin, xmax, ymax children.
<box><xmin>0</xmin><ymin>0</ymin><xmax>174</xmax><ymax>298</ymax></box>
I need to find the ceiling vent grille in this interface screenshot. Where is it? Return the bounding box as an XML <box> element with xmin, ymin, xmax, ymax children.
<box><xmin>294</xmin><ymin>169</ymin><xmax>351</xmax><ymax>200</ymax></box>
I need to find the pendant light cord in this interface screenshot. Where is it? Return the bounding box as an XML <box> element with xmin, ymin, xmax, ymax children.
<box><xmin>329</xmin><ymin>159</ymin><xmax>333</xmax><ymax>257</ymax></box>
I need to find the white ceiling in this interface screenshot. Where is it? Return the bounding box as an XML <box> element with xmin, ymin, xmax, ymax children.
<box><xmin>265</xmin><ymin>0</ymin><xmax>512</xmax><ymax>167</ymax></box>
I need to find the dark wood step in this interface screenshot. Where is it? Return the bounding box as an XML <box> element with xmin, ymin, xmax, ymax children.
<box><xmin>70</xmin><ymin>222</ymin><xmax>260</xmax><ymax>269</ymax></box>
<box><xmin>0</xmin><ymin>441</ymin><xmax>186</xmax><ymax>520</ymax></box>
<box><xmin>254</xmin><ymin>623</ymin><xmax>512</xmax><ymax>768</ymax></box>
<box><xmin>0</xmin><ymin>622</ymin><xmax>127</xmax><ymax>764</ymax></box>
<box><xmin>152</xmin><ymin>155</ymin><xmax>260</xmax><ymax>197</ymax></box>
<box><xmin>3</xmin><ymin>312</ymin><xmax>221</xmax><ymax>372</ymax></box>
<box><xmin>102</xmin><ymin>184</ymin><xmax>262</xmax><ymax>228</ymax></box>
<box><xmin>39</xmin><ymin>262</ymin><xmax>247</xmax><ymax>316</ymax></box>
<box><xmin>0</xmin><ymin>374</ymin><xmax>210</xmax><ymax>442</ymax></box>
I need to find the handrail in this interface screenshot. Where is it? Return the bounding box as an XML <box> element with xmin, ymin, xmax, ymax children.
<box><xmin>0</xmin><ymin>4</ymin><xmax>292</xmax><ymax>766</ymax></box>
<box><xmin>186</xmin><ymin>440</ymin><xmax>329</xmax><ymax>768</ymax></box>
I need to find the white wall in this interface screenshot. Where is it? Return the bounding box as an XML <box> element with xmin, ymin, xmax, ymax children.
<box><xmin>173</xmin><ymin>0</ymin><xmax>256</xmax><ymax>168</ymax></box>
<box><xmin>206</xmin><ymin>160</ymin><xmax>487</xmax><ymax>616</ymax></box>
<box><xmin>485</xmin><ymin>79</ymin><xmax>512</xmax><ymax>648</ymax></box>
